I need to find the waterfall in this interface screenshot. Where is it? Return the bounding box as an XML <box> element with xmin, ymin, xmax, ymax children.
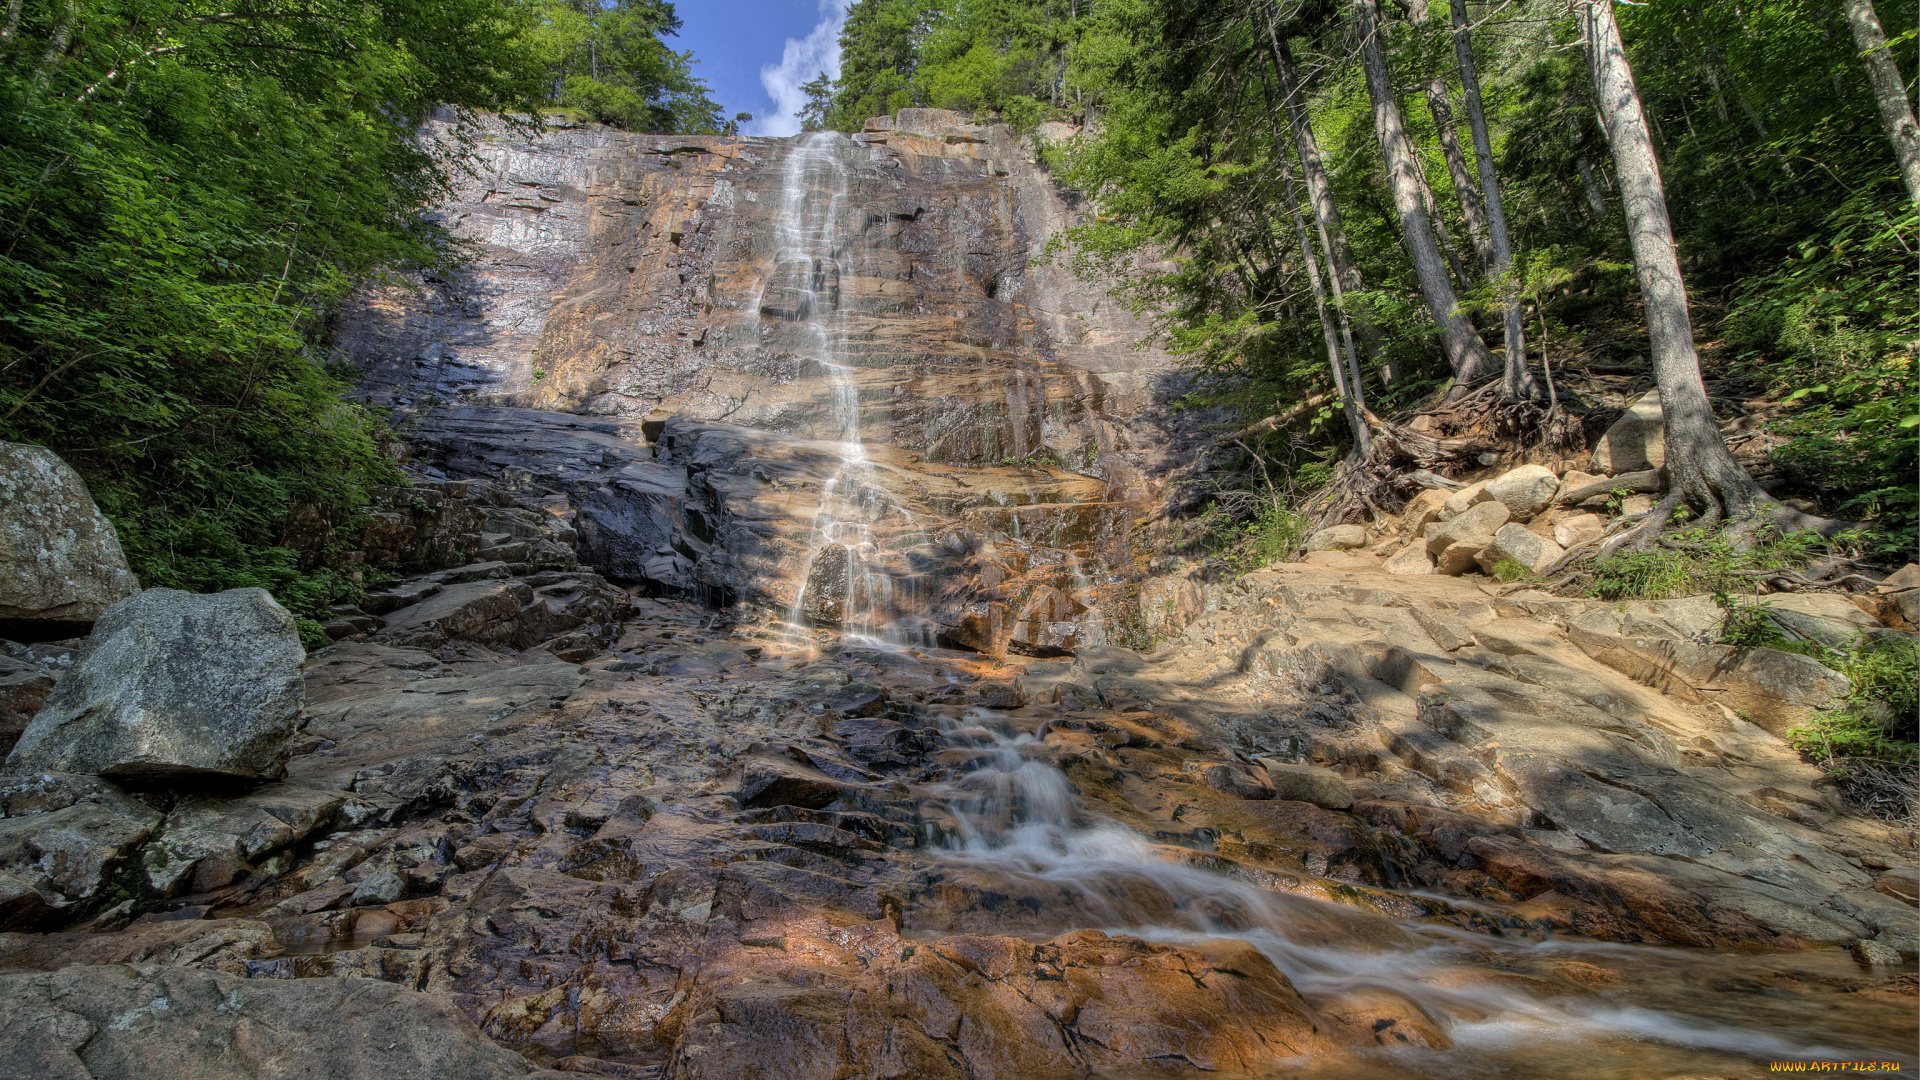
<box><xmin>765</xmin><ymin>132</ymin><xmax>929</xmax><ymax>648</ymax></box>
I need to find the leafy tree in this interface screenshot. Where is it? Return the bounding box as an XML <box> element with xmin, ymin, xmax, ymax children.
<box><xmin>532</xmin><ymin>0</ymin><xmax>725</xmax><ymax>133</ymax></box>
<box><xmin>0</xmin><ymin>0</ymin><xmax>546</xmax><ymax>612</ymax></box>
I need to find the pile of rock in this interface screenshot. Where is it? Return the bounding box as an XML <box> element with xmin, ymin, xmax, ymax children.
<box><xmin>1305</xmin><ymin>462</ymin><xmax>1636</xmax><ymax>579</ymax></box>
<box><xmin>0</xmin><ymin>440</ymin><xmax>640</xmax><ymax>936</ymax></box>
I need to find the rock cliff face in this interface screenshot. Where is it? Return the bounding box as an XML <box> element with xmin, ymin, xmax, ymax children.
<box><xmin>332</xmin><ymin>112</ymin><xmax>1207</xmax><ymax>651</ymax></box>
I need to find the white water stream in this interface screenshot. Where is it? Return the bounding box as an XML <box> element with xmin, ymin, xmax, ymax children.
<box><xmin>928</xmin><ymin>711</ymin><xmax>1918</xmax><ymax>1078</ymax></box>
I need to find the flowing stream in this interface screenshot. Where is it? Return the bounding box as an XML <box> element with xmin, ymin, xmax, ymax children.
<box><xmin>926</xmin><ymin>710</ymin><xmax>1918</xmax><ymax>1078</ymax></box>
<box><xmin>765</xmin><ymin>132</ymin><xmax>930</xmax><ymax>647</ymax></box>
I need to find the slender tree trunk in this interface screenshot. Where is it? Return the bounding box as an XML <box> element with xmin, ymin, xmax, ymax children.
<box><xmin>1415</xmin><ymin>158</ymin><xmax>1477</xmax><ymax>290</ymax></box>
<box><xmin>1352</xmin><ymin>0</ymin><xmax>1492</xmax><ymax>395</ymax></box>
<box><xmin>1580</xmin><ymin>0</ymin><xmax>1771</xmax><ymax>545</ymax></box>
<box><xmin>1449</xmin><ymin>0</ymin><xmax>1534</xmax><ymax>400</ymax></box>
<box><xmin>1572</xmin><ymin>138</ymin><xmax>1610</xmax><ymax>215</ymax></box>
<box><xmin>1844</xmin><ymin>0</ymin><xmax>1920</xmax><ymax>206</ymax></box>
<box><xmin>1426</xmin><ymin>78</ymin><xmax>1494</xmax><ymax>270</ymax></box>
<box><xmin>32</xmin><ymin>0</ymin><xmax>74</xmax><ymax>85</ymax></box>
<box><xmin>1282</xmin><ymin>151</ymin><xmax>1371</xmax><ymax>455</ymax></box>
<box><xmin>1269</xmin><ymin>27</ymin><xmax>1395</xmax><ymax>383</ymax></box>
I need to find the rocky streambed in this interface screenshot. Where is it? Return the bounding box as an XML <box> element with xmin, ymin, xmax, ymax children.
<box><xmin>0</xmin><ymin>528</ymin><xmax>1914</xmax><ymax>1078</ymax></box>
<box><xmin>0</xmin><ymin>113</ymin><xmax>1914</xmax><ymax>1079</ymax></box>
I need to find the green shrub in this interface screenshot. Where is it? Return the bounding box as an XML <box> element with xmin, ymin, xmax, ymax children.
<box><xmin>1586</xmin><ymin>528</ymin><xmax>1823</xmax><ymax>600</ymax></box>
<box><xmin>1489</xmin><ymin>557</ymin><xmax>1531</xmax><ymax>583</ymax></box>
<box><xmin>1786</xmin><ymin>634</ymin><xmax>1919</xmax><ymax>765</ymax></box>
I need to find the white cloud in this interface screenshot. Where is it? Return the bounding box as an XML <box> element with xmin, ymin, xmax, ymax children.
<box><xmin>750</xmin><ymin>0</ymin><xmax>850</xmax><ymax>137</ymax></box>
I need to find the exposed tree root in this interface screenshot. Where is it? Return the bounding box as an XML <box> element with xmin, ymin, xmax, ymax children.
<box><xmin>1556</xmin><ymin>468</ymin><xmax>1665</xmax><ymax>507</ymax></box>
<box><xmin>1595</xmin><ymin>460</ymin><xmax>1856</xmax><ymax>563</ymax></box>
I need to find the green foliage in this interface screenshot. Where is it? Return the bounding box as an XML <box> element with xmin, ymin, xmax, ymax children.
<box><xmin>1714</xmin><ymin>591</ymin><xmax>1791</xmax><ymax>649</ymax></box>
<box><xmin>1586</xmin><ymin>528</ymin><xmax>1823</xmax><ymax>600</ymax></box>
<box><xmin>1237</xmin><ymin>505</ymin><xmax>1310</xmax><ymax>568</ymax></box>
<box><xmin>1786</xmin><ymin>635</ymin><xmax>1919</xmax><ymax>765</ymax></box>
<box><xmin>1726</xmin><ymin>198</ymin><xmax>1919</xmax><ymax>559</ymax></box>
<box><xmin>1488</xmin><ymin>557</ymin><xmax>1530</xmax><ymax>584</ymax></box>
<box><xmin>1845</xmin><ymin>634</ymin><xmax>1920</xmax><ymax>727</ymax></box>
<box><xmin>295</xmin><ymin>618</ymin><xmax>333</xmax><ymax>652</ymax></box>
<box><xmin>532</xmin><ymin>1</ymin><xmax>725</xmax><ymax>133</ymax></box>
<box><xmin>1709</xmin><ymin>591</ymin><xmax>1917</xmax><ymax>765</ymax></box>
<box><xmin>0</xmin><ymin>0</ymin><xmax>545</xmax><ymax>616</ymax></box>
<box><xmin>823</xmin><ymin>0</ymin><xmax>1099</xmax><ymax>132</ymax></box>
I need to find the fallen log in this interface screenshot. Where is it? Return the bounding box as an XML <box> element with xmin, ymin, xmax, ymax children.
<box><xmin>1217</xmin><ymin>393</ymin><xmax>1332</xmax><ymax>444</ymax></box>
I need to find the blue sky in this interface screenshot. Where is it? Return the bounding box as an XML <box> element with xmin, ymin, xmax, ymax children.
<box><xmin>673</xmin><ymin>0</ymin><xmax>850</xmax><ymax>136</ymax></box>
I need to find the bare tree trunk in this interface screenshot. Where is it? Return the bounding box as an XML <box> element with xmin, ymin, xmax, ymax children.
<box><xmin>1281</xmin><ymin>149</ymin><xmax>1371</xmax><ymax>455</ymax></box>
<box><xmin>1415</xmin><ymin>157</ymin><xmax>1477</xmax><ymax>291</ymax></box>
<box><xmin>1449</xmin><ymin>0</ymin><xmax>1535</xmax><ymax>400</ymax></box>
<box><xmin>1426</xmin><ymin>78</ymin><xmax>1494</xmax><ymax>271</ymax></box>
<box><xmin>1269</xmin><ymin>28</ymin><xmax>1395</xmax><ymax>383</ymax></box>
<box><xmin>1353</xmin><ymin>0</ymin><xmax>1493</xmax><ymax>395</ymax></box>
<box><xmin>1845</xmin><ymin>0</ymin><xmax>1920</xmax><ymax>206</ymax></box>
<box><xmin>32</xmin><ymin>0</ymin><xmax>75</xmax><ymax>86</ymax></box>
<box><xmin>1580</xmin><ymin>0</ymin><xmax>1775</xmax><ymax>547</ymax></box>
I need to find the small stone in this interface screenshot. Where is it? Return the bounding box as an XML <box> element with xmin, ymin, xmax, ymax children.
<box><xmin>1382</xmin><ymin>543</ymin><xmax>1434</xmax><ymax>576</ymax></box>
<box><xmin>1439</xmin><ymin>481</ymin><xmax>1490</xmax><ymax>522</ymax></box>
<box><xmin>1873</xmin><ymin>866</ymin><xmax>1918</xmax><ymax>906</ymax></box>
<box><xmin>1591</xmin><ymin>389</ymin><xmax>1664</xmax><ymax>474</ymax></box>
<box><xmin>1258</xmin><ymin>761</ymin><xmax>1354</xmax><ymax>809</ymax></box>
<box><xmin>1194</xmin><ymin>761</ymin><xmax>1274</xmax><ymax>800</ymax></box>
<box><xmin>1474</xmin><ymin>464</ymin><xmax>1560</xmax><ymax>522</ymax></box>
<box><xmin>1477</xmin><ymin>524</ymin><xmax>1566</xmax><ymax>577</ymax></box>
<box><xmin>1851</xmin><ymin>937</ymin><xmax>1902</xmax><ymax>966</ymax></box>
<box><xmin>351</xmin><ymin>871</ymin><xmax>407</xmax><ymax>907</ymax></box>
<box><xmin>1401</xmin><ymin>488</ymin><xmax>1450</xmax><ymax>534</ymax></box>
<box><xmin>974</xmin><ymin>682</ymin><xmax>1024</xmax><ymax>709</ymax></box>
<box><xmin>1620</xmin><ymin>494</ymin><xmax>1654</xmax><ymax>515</ymax></box>
<box><xmin>1436</xmin><ymin>541</ymin><xmax>1489</xmax><ymax>576</ymax></box>
<box><xmin>1304</xmin><ymin>525</ymin><xmax>1368</xmax><ymax>552</ymax></box>
<box><xmin>1553</xmin><ymin>513</ymin><xmax>1607</xmax><ymax>548</ymax></box>
<box><xmin>1554</xmin><ymin>469</ymin><xmax>1607</xmax><ymax>506</ymax></box>
<box><xmin>1427</xmin><ymin>501</ymin><xmax>1510</xmax><ymax>558</ymax></box>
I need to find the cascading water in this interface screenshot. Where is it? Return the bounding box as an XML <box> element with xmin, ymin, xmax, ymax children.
<box><xmin>762</xmin><ymin>132</ymin><xmax>930</xmax><ymax>647</ymax></box>
<box><xmin>924</xmin><ymin>710</ymin><xmax>1918</xmax><ymax>1079</ymax></box>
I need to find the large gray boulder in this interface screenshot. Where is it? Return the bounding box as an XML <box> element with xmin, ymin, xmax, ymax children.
<box><xmin>0</xmin><ymin>964</ymin><xmax>555</xmax><ymax>1080</ymax></box>
<box><xmin>6</xmin><ymin>589</ymin><xmax>305</xmax><ymax>782</ymax></box>
<box><xmin>1476</xmin><ymin>523</ymin><xmax>1566</xmax><ymax>576</ymax></box>
<box><xmin>0</xmin><ymin>443</ymin><xmax>139</xmax><ymax>625</ymax></box>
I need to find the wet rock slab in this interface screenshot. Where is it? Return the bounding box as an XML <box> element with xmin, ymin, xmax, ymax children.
<box><xmin>0</xmin><ymin>963</ymin><xmax>563</xmax><ymax>1079</ymax></box>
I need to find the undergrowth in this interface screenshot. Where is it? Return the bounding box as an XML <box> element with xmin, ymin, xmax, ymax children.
<box><xmin>1585</xmin><ymin>527</ymin><xmax>1824</xmax><ymax>600</ymax></box>
<box><xmin>1781</xmin><ymin>635</ymin><xmax>1920</xmax><ymax>766</ymax></box>
<box><xmin>1712</xmin><ymin>592</ymin><xmax>1918</xmax><ymax>770</ymax></box>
